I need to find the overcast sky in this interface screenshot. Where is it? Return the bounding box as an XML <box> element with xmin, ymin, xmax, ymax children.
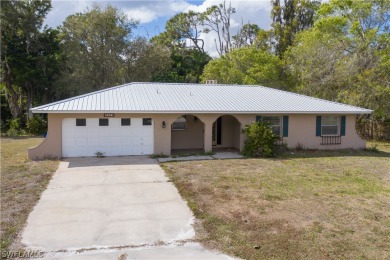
<box><xmin>45</xmin><ymin>0</ymin><xmax>272</xmax><ymax>56</ymax></box>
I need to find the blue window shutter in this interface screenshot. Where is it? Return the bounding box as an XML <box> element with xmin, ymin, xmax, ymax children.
<box><xmin>282</xmin><ymin>116</ymin><xmax>289</xmax><ymax>137</ymax></box>
<box><xmin>316</xmin><ymin>116</ymin><xmax>322</xmax><ymax>136</ymax></box>
<box><xmin>256</xmin><ymin>116</ymin><xmax>262</xmax><ymax>122</ymax></box>
<box><xmin>341</xmin><ymin>116</ymin><xmax>346</xmax><ymax>136</ymax></box>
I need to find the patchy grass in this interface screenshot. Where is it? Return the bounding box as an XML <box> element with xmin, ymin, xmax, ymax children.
<box><xmin>0</xmin><ymin>137</ymin><xmax>59</xmax><ymax>254</ymax></box>
<box><xmin>162</xmin><ymin>142</ymin><xmax>390</xmax><ymax>259</ymax></box>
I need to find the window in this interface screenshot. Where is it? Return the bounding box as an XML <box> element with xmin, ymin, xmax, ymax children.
<box><xmin>121</xmin><ymin>118</ymin><xmax>131</xmax><ymax>126</ymax></box>
<box><xmin>321</xmin><ymin>116</ymin><xmax>339</xmax><ymax>136</ymax></box>
<box><xmin>143</xmin><ymin>118</ymin><xmax>152</xmax><ymax>126</ymax></box>
<box><xmin>172</xmin><ymin>116</ymin><xmax>187</xmax><ymax>130</ymax></box>
<box><xmin>76</xmin><ymin>119</ymin><xmax>86</xmax><ymax>126</ymax></box>
<box><xmin>263</xmin><ymin>116</ymin><xmax>281</xmax><ymax>136</ymax></box>
<box><xmin>99</xmin><ymin>118</ymin><xmax>109</xmax><ymax>126</ymax></box>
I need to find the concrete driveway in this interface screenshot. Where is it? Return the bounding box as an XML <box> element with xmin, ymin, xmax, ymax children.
<box><xmin>22</xmin><ymin>156</ymin><xmax>230</xmax><ymax>259</ymax></box>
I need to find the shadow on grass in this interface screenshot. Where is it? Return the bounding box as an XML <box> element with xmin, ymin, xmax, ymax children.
<box><xmin>1</xmin><ymin>135</ymin><xmax>42</xmax><ymax>140</ymax></box>
<box><xmin>277</xmin><ymin>149</ymin><xmax>390</xmax><ymax>159</ymax></box>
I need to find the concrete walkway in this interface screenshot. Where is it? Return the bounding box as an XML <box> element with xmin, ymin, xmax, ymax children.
<box><xmin>21</xmin><ymin>156</ymin><xmax>231</xmax><ymax>259</ymax></box>
<box><xmin>157</xmin><ymin>152</ymin><xmax>244</xmax><ymax>163</ymax></box>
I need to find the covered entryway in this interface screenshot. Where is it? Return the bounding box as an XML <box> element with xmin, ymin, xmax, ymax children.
<box><xmin>62</xmin><ymin>118</ymin><xmax>153</xmax><ymax>157</ymax></box>
<box><xmin>212</xmin><ymin>115</ymin><xmax>241</xmax><ymax>151</ymax></box>
<box><xmin>171</xmin><ymin>114</ymin><xmax>204</xmax><ymax>154</ymax></box>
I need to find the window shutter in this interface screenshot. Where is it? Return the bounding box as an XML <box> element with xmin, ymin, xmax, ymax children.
<box><xmin>282</xmin><ymin>116</ymin><xmax>289</xmax><ymax>137</ymax></box>
<box><xmin>340</xmin><ymin>116</ymin><xmax>346</xmax><ymax>136</ymax></box>
<box><xmin>316</xmin><ymin>116</ymin><xmax>322</xmax><ymax>136</ymax></box>
<box><xmin>256</xmin><ymin>116</ymin><xmax>262</xmax><ymax>122</ymax></box>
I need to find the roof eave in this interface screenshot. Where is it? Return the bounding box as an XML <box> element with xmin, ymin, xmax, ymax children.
<box><xmin>31</xmin><ymin>110</ymin><xmax>373</xmax><ymax>115</ymax></box>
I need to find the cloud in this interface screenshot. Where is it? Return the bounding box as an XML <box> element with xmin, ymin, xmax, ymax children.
<box><xmin>45</xmin><ymin>0</ymin><xmax>90</xmax><ymax>28</ymax></box>
<box><xmin>123</xmin><ymin>1</ymin><xmax>192</xmax><ymax>23</ymax></box>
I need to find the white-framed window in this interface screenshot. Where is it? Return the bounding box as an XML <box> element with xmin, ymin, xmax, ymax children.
<box><xmin>172</xmin><ymin>116</ymin><xmax>187</xmax><ymax>130</ymax></box>
<box><xmin>321</xmin><ymin>116</ymin><xmax>339</xmax><ymax>136</ymax></box>
<box><xmin>263</xmin><ymin>116</ymin><xmax>281</xmax><ymax>136</ymax></box>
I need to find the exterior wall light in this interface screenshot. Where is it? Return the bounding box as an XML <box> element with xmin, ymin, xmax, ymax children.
<box><xmin>162</xmin><ymin>121</ymin><xmax>166</xmax><ymax>128</ymax></box>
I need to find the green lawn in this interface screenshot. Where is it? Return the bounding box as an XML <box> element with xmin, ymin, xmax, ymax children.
<box><xmin>0</xmin><ymin>137</ymin><xmax>59</xmax><ymax>254</ymax></box>
<box><xmin>162</xmin><ymin>141</ymin><xmax>390</xmax><ymax>259</ymax></box>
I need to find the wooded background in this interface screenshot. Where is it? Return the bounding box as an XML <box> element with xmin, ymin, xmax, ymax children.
<box><xmin>1</xmin><ymin>0</ymin><xmax>389</xmax><ymax>139</ymax></box>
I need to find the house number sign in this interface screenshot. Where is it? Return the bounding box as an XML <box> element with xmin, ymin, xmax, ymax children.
<box><xmin>104</xmin><ymin>113</ymin><xmax>115</xmax><ymax>117</ymax></box>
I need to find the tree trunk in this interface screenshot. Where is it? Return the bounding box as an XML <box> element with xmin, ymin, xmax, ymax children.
<box><xmin>25</xmin><ymin>82</ymin><xmax>34</xmax><ymax>119</ymax></box>
<box><xmin>3</xmin><ymin>59</ymin><xmax>23</xmax><ymax>119</ymax></box>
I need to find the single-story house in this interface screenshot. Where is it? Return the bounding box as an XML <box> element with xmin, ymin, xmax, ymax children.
<box><xmin>28</xmin><ymin>82</ymin><xmax>372</xmax><ymax>159</ymax></box>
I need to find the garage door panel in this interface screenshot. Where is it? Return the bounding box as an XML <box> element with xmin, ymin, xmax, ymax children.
<box><xmin>75</xmin><ymin>138</ymin><xmax>88</xmax><ymax>146</ymax></box>
<box><xmin>87</xmin><ymin>118</ymin><xmax>98</xmax><ymax>127</ymax></box>
<box><xmin>62</xmin><ymin>127</ymin><xmax>75</xmax><ymax>138</ymax></box>
<box><xmin>142</xmin><ymin>145</ymin><xmax>153</xmax><ymax>154</ymax></box>
<box><xmin>62</xmin><ymin>137</ymin><xmax>75</xmax><ymax>147</ymax></box>
<box><xmin>62</xmin><ymin>118</ymin><xmax>75</xmax><ymax>127</ymax></box>
<box><xmin>131</xmin><ymin>118</ymin><xmax>142</xmax><ymax>126</ymax></box>
<box><xmin>121</xmin><ymin>146</ymin><xmax>133</xmax><ymax>154</ymax></box>
<box><xmin>121</xmin><ymin>137</ymin><xmax>133</xmax><ymax>145</ymax></box>
<box><xmin>87</xmin><ymin>137</ymin><xmax>99</xmax><ymax>145</ymax></box>
<box><xmin>99</xmin><ymin>138</ymin><xmax>111</xmax><ymax>146</ymax></box>
<box><xmin>87</xmin><ymin>128</ymin><xmax>99</xmax><ymax>137</ymax></box>
<box><xmin>110</xmin><ymin>118</ymin><xmax>121</xmax><ymax>127</ymax></box>
<box><xmin>62</xmin><ymin>118</ymin><xmax>153</xmax><ymax>157</ymax></box>
<box><xmin>110</xmin><ymin>137</ymin><xmax>122</xmax><ymax>146</ymax></box>
<box><xmin>98</xmin><ymin>127</ymin><xmax>111</xmax><ymax>137</ymax></box>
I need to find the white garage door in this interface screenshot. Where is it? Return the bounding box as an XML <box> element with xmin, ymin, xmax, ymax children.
<box><xmin>62</xmin><ymin>118</ymin><xmax>154</xmax><ymax>157</ymax></box>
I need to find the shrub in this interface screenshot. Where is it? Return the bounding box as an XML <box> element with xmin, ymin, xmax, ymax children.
<box><xmin>8</xmin><ymin>118</ymin><xmax>20</xmax><ymax>130</ymax></box>
<box><xmin>242</xmin><ymin>121</ymin><xmax>280</xmax><ymax>157</ymax></box>
<box><xmin>26</xmin><ymin>115</ymin><xmax>47</xmax><ymax>135</ymax></box>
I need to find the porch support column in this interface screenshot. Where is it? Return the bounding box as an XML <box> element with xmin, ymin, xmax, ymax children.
<box><xmin>203</xmin><ymin>121</ymin><xmax>213</xmax><ymax>152</ymax></box>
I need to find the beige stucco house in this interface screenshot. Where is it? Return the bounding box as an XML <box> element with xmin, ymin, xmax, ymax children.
<box><xmin>28</xmin><ymin>82</ymin><xmax>372</xmax><ymax>159</ymax></box>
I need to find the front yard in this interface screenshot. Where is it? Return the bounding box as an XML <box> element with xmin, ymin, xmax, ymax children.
<box><xmin>0</xmin><ymin>138</ymin><xmax>59</xmax><ymax>254</ymax></box>
<box><xmin>1</xmin><ymin>137</ymin><xmax>389</xmax><ymax>259</ymax></box>
<box><xmin>163</xmin><ymin>142</ymin><xmax>390</xmax><ymax>259</ymax></box>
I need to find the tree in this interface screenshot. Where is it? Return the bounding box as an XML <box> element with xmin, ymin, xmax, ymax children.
<box><xmin>59</xmin><ymin>5</ymin><xmax>138</xmax><ymax>95</ymax></box>
<box><xmin>233</xmin><ymin>23</ymin><xmax>260</xmax><ymax>48</ymax></box>
<box><xmin>153</xmin><ymin>49</ymin><xmax>211</xmax><ymax>83</ymax></box>
<box><xmin>150</xmin><ymin>10</ymin><xmax>212</xmax><ymax>83</ymax></box>
<box><xmin>286</xmin><ymin>0</ymin><xmax>390</xmax><ymax>120</ymax></box>
<box><xmin>271</xmin><ymin>0</ymin><xmax>320</xmax><ymax>57</ymax></box>
<box><xmin>202</xmin><ymin>1</ymin><xmax>236</xmax><ymax>56</ymax></box>
<box><xmin>1</xmin><ymin>0</ymin><xmax>59</xmax><ymax>120</ymax></box>
<box><xmin>151</xmin><ymin>11</ymin><xmax>205</xmax><ymax>52</ymax></box>
<box><xmin>201</xmin><ymin>47</ymin><xmax>290</xmax><ymax>89</ymax></box>
<box><xmin>124</xmin><ymin>38</ymin><xmax>172</xmax><ymax>82</ymax></box>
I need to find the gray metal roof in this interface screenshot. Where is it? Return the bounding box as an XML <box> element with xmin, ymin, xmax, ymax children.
<box><xmin>31</xmin><ymin>82</ymin><xmax>372</xmax><ymax>114</ymax></box>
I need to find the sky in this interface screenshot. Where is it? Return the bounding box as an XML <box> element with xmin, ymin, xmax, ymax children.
<box><xmin>44</xmin><ymin>0</ymin><xmax>273</xmax><ymax>56</ymax></box>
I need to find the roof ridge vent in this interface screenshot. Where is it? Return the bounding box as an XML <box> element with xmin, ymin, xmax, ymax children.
<box><xmin>205</xmin><ymin>80</ymin><xmax>217</xmax><ymax>84</ymax></box>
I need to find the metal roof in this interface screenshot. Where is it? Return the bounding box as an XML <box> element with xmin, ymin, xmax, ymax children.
<box><xmin>31</xmin><ymin>82</ymin><xmax>372</xmax><ymax>114</ymax></box>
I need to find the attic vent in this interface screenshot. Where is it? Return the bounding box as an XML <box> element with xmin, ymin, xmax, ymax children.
<box><xmin>205</xmin><ymin>80</ymin><xmax>217</xmax><ymax>84</ymax></box>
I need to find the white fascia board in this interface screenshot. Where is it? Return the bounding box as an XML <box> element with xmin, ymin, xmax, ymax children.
<box><xmin>31</xmin><ymin>110</ymin><xmax>373</xmax><ymax>115</ymax></box>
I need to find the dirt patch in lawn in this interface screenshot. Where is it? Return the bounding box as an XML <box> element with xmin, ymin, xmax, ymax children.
<box><xmin>162</xmin><ymin>143</ymin><xmax>390</xmax><ymax>259</ymax></box>
<box><xmin>0</xmin><ymin>137</ymin><xmax>59</xmax><ymax>255</ymax></box>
